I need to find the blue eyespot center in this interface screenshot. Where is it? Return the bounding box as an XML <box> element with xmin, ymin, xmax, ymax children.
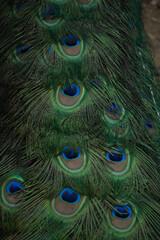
<box><xmin>145</xmin><ymin>120</ymin><xmax>153</xmax><ymax>129</ymax></box>
<box><xmin>43</xmin><ymin>6</ymin><xmax>58</xmax><ymax>17</ymax></box>
<box><xmin>107</xmin><ymin>105</ymin><xmax>121</xmax><ymax>114</ymax></box>
<box><xmin>62</xmin><ymin>146</ymin><xmax>81</xmax><ymax>160</ymax></box>
<box><xmin>62</xmin><ymin>34</ymin><xmax>80</xmax><ymax>47</ymax></box>
<box><xmin>128</xmin><ymin>22</ymin><xmax>134</xmax><ymax>31</ymax></box>
<box><xmin>106</xmin><ymin>148</ymin><xmax>125</xmax><ymax>162</ymax></box>
<box><xmin>18</xmin><ymin>45</ymin><xmax>31</xmax><ymax>54</ymax></box>
<box><xmin>61</xmin><ymin>84</ymin><xmax>80</xmax><ymax>97</ymax></box>
<box><xmin>17</xmin><ymin>2</ymin><xmax>28</xmax><ymax>10</ymax></box>
<box><xmin>59</xmin><ymin>188</ymin><xmax>81</xmax><ymax>203</ymax></box>
<box><xmin>112</xmin><ymin>205</ymin><xmax>132</xmax><ymax>219</ymax></box>
<box><xmin>48</xmin><ymin>46</ymin><xmax>52</xmax><ymax>53</ymax></box>
<box><xmin>17</xmin><ymin>2</ymin><xmax>24</xmax><ymax>10</ymax></box>
<box><xmin>120</xmin><ymin>124</ymin><xmax>125</xmax><ymax>128</ymax></box>
<box><xmin>6</xmin><ymin>181</ymin><xmax>24</xmax><ymax>194</ymax></box>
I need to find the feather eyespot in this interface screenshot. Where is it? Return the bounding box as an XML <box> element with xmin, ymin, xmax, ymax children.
<box><xmin>61</xmin><ymin>84</ymin><xmax>80</xmax><ymax>97</ymax></box>
<box><xmin>112</xmin><ymin>205</ymin><xmax>132</xmax><ymax>219</ymax></box>
<box><xmin>107</xmin><ymin>204</ymin><xmax>136</xmax><ymax>232</ymax></box>
<box><xmin>106</xmin><ymin>148</ymin><xmax>126</xmax><ymax>162</ymax></box>
<box><xmin>111</xmin><ymin>123</ymin><xmax>129</xmax><ymax>137</ymax></box>
<box><xmin>59</xmin><ymin>34</ymin><xmax>84</xmax><ymax>59</ymax></box>
<box><xmin>107</xmin><ymin>105</ymin><xmax>121</xmax><ymax>114</ymax></box>
<box><xmin>18</xmin><ymin>45</ymin><xmax>31</xmax><ymax>54</ymax></box>
<box><xmin>59</xmin><ymin>188</ymin><xmax>81</xmax><ymax>204</ymax></box>
<box><xmin>58</xmin><ymin>146</ymin><xmax>87</xmax><ymax>173</ymax></box>
<box><xmin>39</xmin><ymin>5</ymin><xmax>61</xmax><ymax>27</ymax></box>
<box><xmin>17</xmin><ymin>2</ymin><xmax>26</xmax><ymax>10</ymax></box>
<box><xmin>15</xmin><ymin>45</ymin><xmax>32</xmax><ymax>62</ymax></box>
<box><xmin>50</xmin><ymin>188</ymin><xmax>85</xmax><ymax>218</ymax></box>
<box><xmin>106</xmin><ymin>147</ymin><xmax>130</xmax><ymax>175</ymax></box>
<box><xmin>62</xmin><ymin>35</ymin><xmax>80</xmax><ymax>47</ymax></box>
<box><xmin>144</xmin><ymin>120</ymin><xmax>158</xmax><ymax>138</ymax></box>
<box><xmin>55</xmin><ymin>84</ymin><xmax>85</xmax><ymax>109</ymax></box>
<box><xmin>2</xmin><ymin>179</ymin><xmax>24</xmax><ymax>207</ymax></box>
<box><xmin>104</xmin><ymin>104</ymin><xmax>125</xmax><ymax>124</ymax></box>
<box><xmin>129</xmin><ymin>22</ymin><xmax>134</xmax><ymax>31</ymax></box>
<box><xmin>62</xmin><ymin>147</ymin><xmax>81</xmax><ymax>160</ymax></box>
<box><xmin>6</xmin><ymin>181</ymin><xmax>24</xmax><ymax>194</ymax></box>
<box><xmin>145</xmin><ymin>120</ymin><xmax>153</xmax><ymax>129</ymax></box>
<box><xmin>43</xmin><ymin>6</ymin><xmax>58</xmax><ymax>20</ymax></box>
<box><xmin>14</xmin><ymin>1</ymin><xmax>29</xmax><ymax>17</ymax></box>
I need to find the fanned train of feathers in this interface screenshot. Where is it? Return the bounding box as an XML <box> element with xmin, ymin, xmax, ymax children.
<box><xmin>0</xmin><ymin>0</ymin><xmax>160</xmax><ymax>239</ymax></box>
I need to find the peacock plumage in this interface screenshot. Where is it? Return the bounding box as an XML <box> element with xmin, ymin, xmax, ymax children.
<box><xmin>0</xmin><ymin>0</ymin><xmax>160</xmax><ymax>239</ymax></box>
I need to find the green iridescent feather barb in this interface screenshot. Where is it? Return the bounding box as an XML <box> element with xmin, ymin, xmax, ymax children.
<box><xmin>0</xmin><ymin>0</ymin><xmax>160</xmax><ymax>239</ymax></box>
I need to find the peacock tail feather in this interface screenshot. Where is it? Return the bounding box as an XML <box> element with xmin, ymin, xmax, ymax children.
<box><xmin>0</xmin><ymin>0</ymin><xmax>160</xmax><ymax>239</ymax></box>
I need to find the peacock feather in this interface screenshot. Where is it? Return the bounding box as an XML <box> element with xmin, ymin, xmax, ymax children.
<box><xmin>0</xmin><ymin>0</ymin><xmax>160</xmax><ymax>239</ymax></box>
